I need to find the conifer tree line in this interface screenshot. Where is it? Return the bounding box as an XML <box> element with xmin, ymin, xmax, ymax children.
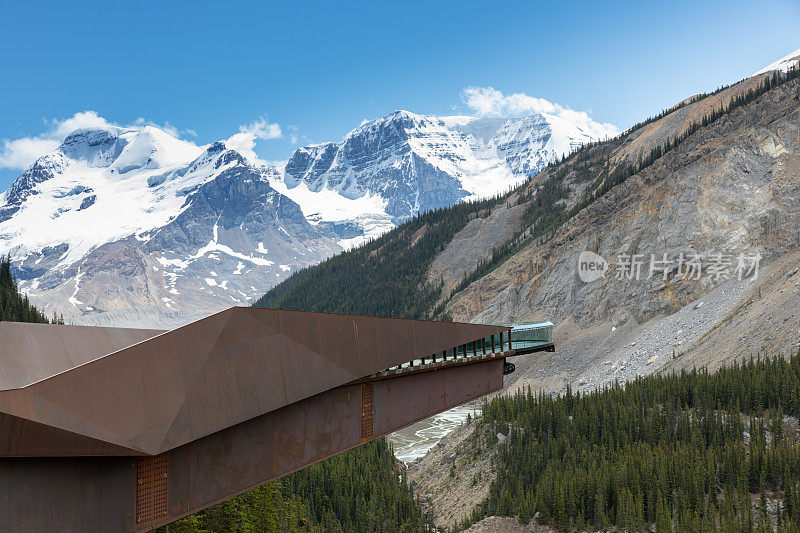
<box><xmin>0</xmin><ymin>256</ymin><xmax>62</xmax><ymax>324</ymax></box>
<box><xmin>460</xmin><ymin>350</ymin><xmax>800</xmax><ymax>532</ymax></box>
<box><xmin>254</xmin><ymin>196</ymin><xmax>501</xmax><ymax>320</ymax></box>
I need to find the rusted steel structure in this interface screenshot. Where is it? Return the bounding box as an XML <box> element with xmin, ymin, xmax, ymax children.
<box><xmin>0</xmin><ymin>307</ymin><xmax>550</xmax><ymax>532</ymax></box>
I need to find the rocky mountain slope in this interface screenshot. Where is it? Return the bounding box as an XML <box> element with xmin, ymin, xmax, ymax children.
<box><xmin>444</xmin><ymin>62</ymin><xmax>800</xmax><ymax>383</ymax></box>
<box><xmin>1</xmin><ymin>104</ymin><xmax>614</xmax><ymax>327</ymax></box>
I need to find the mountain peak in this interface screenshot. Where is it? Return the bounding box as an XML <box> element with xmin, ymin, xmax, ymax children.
<box><xmin>56</xmin><ymin>124</ymin><xmax>203</xmax><ymax>173</ymax></box>
<box><xmin>387</xmin><ymin>109</ymin><xmax>423</xmax><ymax>120</ymax></box>
<box><xmin>350</xmin><ymin>109</ymin><xmax>432</xmax><ymax>134</ymax></box>
<box><xmin>59</xmin><ymin>126</ymin><xmax>126</xmax><ymax>166</ymax></box>
<box><xmin>61</xmin><ymin>125</ymin><xmax>124</xmax><ymax>145</ymax></box>
<box><xmin>113</xmin><ymin>126</ymin><xmax>203</xmax><ymax>172</ymax></box>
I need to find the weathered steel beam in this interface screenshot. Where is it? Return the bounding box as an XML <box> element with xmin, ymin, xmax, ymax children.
<box><xmin>0</xmin><ymin>357</ymin><xmax>505</xmax><ymax>532</ymax></box>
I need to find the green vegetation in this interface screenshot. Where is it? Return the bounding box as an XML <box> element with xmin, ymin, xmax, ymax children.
<box><xmin>0</xmin><ymin>256</ymin><xmax>61</xmax><ymax>323</ymax></box>
<box><xmin>461</xmin><ymin>350</ymin><xmax>800</xmax><ymax>532</ymax></box>
<box><xmin>254</xmin><ymin>197</ymin><xmax>500</xmax><ymax>320</ymax></box>
<box><xmin>168</xmin><ymin>483</ymin><xmax>311</xmax><ymax>533</ymax></box>
<box><xmin>281</xmin><ymin>438</ymin><xmax>430</xmax><ymax>532</ymax></box>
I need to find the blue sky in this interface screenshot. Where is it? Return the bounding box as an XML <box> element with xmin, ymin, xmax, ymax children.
<box><xmin>1</xmin><ymin>0</ymin><xmax>798</xmax><ymax>189</ymax></box>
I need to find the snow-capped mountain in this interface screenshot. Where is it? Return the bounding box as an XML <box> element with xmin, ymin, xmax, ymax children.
<box><xmin>1</xmin><ymin>106</ymin><xmax>617</xmax><ymax>327</ymax></box>
<box><xmin>284</xmin><ymin>109</ymin><xmax>615</xmax><ymax>223</ymax></box>
<box><xmin>2</xmin><ymin>126</ymin><xmax>342</xmax><ymax>326</ymax></box>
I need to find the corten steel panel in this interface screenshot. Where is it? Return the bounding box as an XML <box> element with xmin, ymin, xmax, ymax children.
<box><xmin>0</xmin><ymin>322</ymin><xmax>163</xmax><ymax>390</ymax></box>
<box><xmin>158</xmin><ymin>382</ymin><xmax>363</xmax><ymax>530</ymax></box>
<box><xmin>373</xmin><ymin>359</ymin><xmax>504</xmax><ymax>437</ymax></box>
<box><xmin>144</xmin><ymin>358</ymin><xmax>506</xmax><ymax>531</ymax></box>
<box><xmin>0</xmin><ymin>308</ymin><xmax>509</xmax><ymax>457</ymax></box>
<box><xmin>0</xmin><ymin>312</ymin><xmax>231</xmax><ymax>455</ymax></box>
<box><xmin>0</xmin><ymin>412</ymin><xmax>141</xmax><ymax>456</ymax></box>
<box><xmin>0</xmin><ymin>456</ymin><xmax>136</xmax><ymax>532</ymax></box>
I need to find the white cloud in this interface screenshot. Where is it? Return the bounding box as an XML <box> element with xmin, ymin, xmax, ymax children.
<box><xmin>462</xmin><ymin>86</ymin><xmax>559</xmax><ymax>118</ymax></box>
<box><xmin>0</xmin><ymin>111</ymin><xmax>199</xmax><ymax>171</ymax></box>
<box><xmin>239</xmin><ymin>115</ymin><xmax>282</xmax><ymax>141</ymax></box>
<box><xmin>0</xmin><ymin>137</ymin><xmax>61</xmax><ymax>169</ymax></box>
<box><xmin>226</xmin><ymin>115</ymin><xmax>284</xmax><ymax>161</ymax></box>
<box><xmin>460</xmin><ymin>86</ymin><xmax>620</xmax><ymax>139</ymax></box>
<box><xmin>50</xmin><ymin>111</ymin><xmax>112</xmax><ymax>138</ymax></box>
<box><xmin>0</xmin><ymin>111</ymin><xmax>113</xmax><ymax>170</ymax></box>
<box><xmin>225</xmin><ymin>132</ymin><xmax>259</xmax><ymax>161</ymax></box>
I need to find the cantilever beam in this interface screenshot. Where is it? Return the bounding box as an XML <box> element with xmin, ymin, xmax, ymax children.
<box><xmin>0</xmin><ymin>308</ymin><xmax>528</xmax><ymax>532</ymax></box>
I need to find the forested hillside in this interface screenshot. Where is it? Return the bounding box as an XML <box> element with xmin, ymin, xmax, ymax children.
<box><xmin>461</xmin><ymin>350</ymin><xmax>800</xmax><ymax>532</ymax></box>
<box><xmin>244</xmin><ymin>66</ymin><xmax>800</xmax><ymax>533</ymax></box>
<box><xmin>253</xmin><ymin>197</ymin><xmax>500</xmax><ymax>319</ymax></box>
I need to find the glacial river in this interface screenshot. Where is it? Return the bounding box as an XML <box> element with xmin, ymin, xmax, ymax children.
<box><xmin>387</xmin><ymin>405</ymin><xmax>480</xmax><ymax>463</ymax></box>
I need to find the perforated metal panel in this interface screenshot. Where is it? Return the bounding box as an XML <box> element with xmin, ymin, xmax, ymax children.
<box><xmin>136</xmin><ymin>454</ymin><xmax>168</xmax><ymax>524</ymax></box>
<box><xmin>360</xmin><ymin>382</ymin><xmax>374</xmax><ymax>441</ymax></box>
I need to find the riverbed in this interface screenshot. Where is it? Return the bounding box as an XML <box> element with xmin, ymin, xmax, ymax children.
<box><xmin>387</xmin><ymin>405</ymin><xmax>481</xmax><ymax>463</ymax></box>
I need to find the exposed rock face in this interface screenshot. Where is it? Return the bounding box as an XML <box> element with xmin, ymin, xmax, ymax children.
<box><xmin>445</xmin><ymin>78</ymin><xmax>800</xmax><ymax>330</ymax></box>
<box><xmin>462</xmin><ymin>516</ymin><xmax>557</xmax><ymax>533</ymax></box>
<box><xmin>408</xmin><ymin>420</ymin><xmax>499</xmax><ymax>530</ymax></box>
<box><xmin>486</xmin><ymin>114</ymin><xmax>554</xmax><ymax>175</ymax></box>
<box><xmin>1</xmin><ymin>152</ymin><xmax>70</xmax><ymax>221</ymax></box>
<box><xmin>425</xmin><ymin>76</ymin><xmax>800</xmax><ymax>400</ymax></box>
<box><xmin>285</xmin><ymin>112</ymin><xmax>468</xmax><ymax>221</ymax></box>
<box><xmin>387</xmin><ymin>58</ymin><xmax>800</xmax><ymax>531</ymax></box>
<box><xmin>408</xmin><ymin>75</ymin><xmax>800</xmax><ymax>530</ymax></box>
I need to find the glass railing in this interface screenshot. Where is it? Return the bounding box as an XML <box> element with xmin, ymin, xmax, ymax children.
<box><xmin>382</xmin><ymin>331</ymin><xmax>513</xmax><ymax>374</ymax></box>
<box><xmin>379</xmin><ymin>323</ymin><xmax>553</xmax><ymax>375</ymax></box>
